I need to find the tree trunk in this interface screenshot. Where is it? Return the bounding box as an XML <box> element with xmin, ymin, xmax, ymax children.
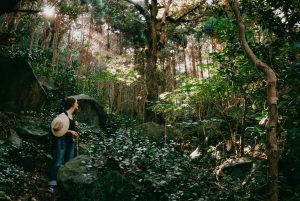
<box><xmin>41</xmin><ymin>23</ymin><xmax>50</xmax><ymax>50</ymax></box>
<box><xmin>51</xmin><ymin>17</ymin><xmax>60</xmax><ymax>71</ymax></box>
<box><xmin>148</xmin><ymin>15</ymin><xmax>158</xmax><ymax>100</ymax></box>
<box><xmin>230</xmin><ymin>1</ymin><xmax>279</xmax><ymax>200</ymax></box>
<box><xmin>141</xmin><ymin>0</ymin><xmax>159</xmax><ymax>121</ymax></box>
<box><xmin>172</xmin><ymin>50</ymin><xmax>177</xmax><ymax>87</ymax></box>
<box><xmin>28</xmin><ymin>26</ymin><xmax>36</xmax><ymax>54</ymax></box>
<box><xmin>123</xmin><ymin>0</ymin><xmax>172</xmax><ymax>121</ymax></box>
<box><xmin>107</xmin><ymin>23</ymin><xmax>110</xmax><ymax>50</ymax></box>
<box><xmin>165</xmin><ymin>61</ymin><xmax>174</xmax><ymax>91</ymax></box>
<box><xmin>64</xmin><ymin>29</ymin><xmax>72</xmax><ymax>68</ymax></box>
<box><xmin>198</xmin><ymin>45</ymin><xmax>203</xmax><ymax>78</ymax></box>
<box><xmin>191</xmin><ymin>45</ymin><xmax>197</xmax><ymax>77</ymax></box>
<box><xmin>239</xmin><ymin>97</ymin><xmax>246</xmax><ymax>157</ymax></box>
<box><xmin>184</xmin><ymin>48</ymin><xmax>188</xmax><ymax>75</ymax></box>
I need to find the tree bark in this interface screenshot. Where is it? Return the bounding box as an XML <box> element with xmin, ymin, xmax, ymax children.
<box><xmin>191</xmin><ymin>45</ymin><xmax>197</xmax><ymax>77</ymax></box>
<box><xmin>147</xmin><ymin>0</ymin><xmax>159</xmax><ymax>102</ymax></box>
<box><xmin>230</xmin><ymin>1</ymin><xmax>279</xmax><ymax>200</ymax></box>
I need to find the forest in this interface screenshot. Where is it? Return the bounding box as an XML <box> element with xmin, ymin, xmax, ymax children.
<box><xmin>0</xmin><ymin>0</ymin><xmax>299</xmax><ymax>200</ymax></box>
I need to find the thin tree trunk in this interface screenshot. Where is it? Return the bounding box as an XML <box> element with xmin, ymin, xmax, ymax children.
<box><xmin>107</xmin><ymin>23</ymin><xmax>110</xmax><ymax>50</ymax></box>
<box><xmin>28</xmin><ymin>27</ymin><xmax>36</xmax><ymax>54</ymax></box>
<box><xmin>239</xmin><ymin>97</ymin><xmax>246</xmax><ymax>157</ymax></box>
<box><xmin>184</xmin><ymin>48</ymin><xmax>188</xmax><ymax>75</ymax></box>
<box><xmin>191</xmin><ymin>45</ymin><xmax>197</xmax><ymax>76</ymax></box>
<box><xmin>119</xmin><ymin>32</ymin><xmax>123</xmax><ymax>54</ymax></box>
<box><xmin>41</xmin><ymin>23</ymin><xmax>50</xmax><ymax>50</ymax></box>
<box><xmin>198</xmin><ymin>45</ymin><xmax>203</xmax><ymax>78</ymax></box>
<box><xmin>78</xmin><ymin>13</ymin><xmax>85</xmax><ymax>76</ymax></box>
<box><xmin>7</xmin><ymin>12</ymin><xmax>18</xmax><ymax>31</ymax></box>
<box><xmin>230</xmin><ymin>1</ymin><xmax>279</xmax><ymax>200</ymax></box>
<box><xmin>165</xmin><ymin>62</ymin><xmax>173</xmax><ymax>91</ymax></box>
<box><xmin>115</xmin><ymin>82</ymin><xmax>122</xmax><ymax>113</ymax></box>
<box><xmin>65</xmin><ymin>29</ymin><xmax>72</xmax><ymax>68</ymax></box>
<box><xmin>172</xmin><ymin>50</ymin><xmax>177</xmax><ymax>87</ymax></box>
<box><xmin>55</xmin><ymin>30</ymin><xmax>65</xmax><ymax>68</ymax></box>
<box><xmin>51</xmin><ymin>17</ymin><xmax>60</xmax><ymax>72</ymax></box>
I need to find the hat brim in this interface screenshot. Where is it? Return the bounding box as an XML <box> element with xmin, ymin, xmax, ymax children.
<box><xmin>51</xmin><ymin>113</ymin><xmax>70</xmax><ymax>137</ymax></box>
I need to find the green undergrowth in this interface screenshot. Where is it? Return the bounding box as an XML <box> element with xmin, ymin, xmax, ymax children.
<box><xmin>78</xmin><ymin>116</ymin><xmax>268</xmax><ymax>201</ymax></box>
<box><xmin>0</xmin><ymin>113</ymin><xmax>292</xmax><ymax>200</ymax></box>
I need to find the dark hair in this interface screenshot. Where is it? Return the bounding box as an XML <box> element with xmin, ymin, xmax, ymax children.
<box><xmin>64</xmin><ymin>97</ymin><xmax>76</xmax><ymax>110</ymax></box>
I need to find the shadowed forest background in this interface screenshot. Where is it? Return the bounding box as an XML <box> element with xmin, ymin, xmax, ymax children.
<box><xmin>0</xmin><ymin>0</ymin><xmax>300</xmax><ymax>200</ymax></box>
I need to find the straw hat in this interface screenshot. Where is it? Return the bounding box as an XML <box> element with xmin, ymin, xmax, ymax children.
<box><xmin>51</xmin><ymin>113</ymin><xmax>69</xmax><ymax>137</ymax></box>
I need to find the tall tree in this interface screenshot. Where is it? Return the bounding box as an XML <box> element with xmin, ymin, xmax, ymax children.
<box><xmin>121</xmin><ymin>0</ymin><xmax>204</xmax><ymax>120</ymax></box>
<box><xmin>122</xmin><ymin>0</ymin><xmax>171</xmax><ymax>104</ymax></box>
<box><xmin>229</xmin><ymin>0</ymin><xmax>279</xmax><ymax>200</ymax></box>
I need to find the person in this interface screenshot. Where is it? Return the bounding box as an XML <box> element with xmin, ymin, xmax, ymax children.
<box><xmin>48</xmin><ymin>97</ymin><xmax>79</xmax><ymax>193</ymax></box>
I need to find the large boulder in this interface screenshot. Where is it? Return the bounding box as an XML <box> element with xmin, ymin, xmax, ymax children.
<box><xmin>69</xmin><ymin>94</ymin><xmax>107</xmax><ymax>129</ymax></box>
<box><xmin>214</xmin><ymin>157</ymin><xmax>265</xmax><ymax>191</ymax></box>
<box><xmin>15</xmin><ymin>126</ymin><xmax>49</xmax><ymax>143</ymax></box>
<box><xmin>136</xmin><ymin>122</ymin><xmax>181</xmax><ymax>139</ymax></box>
<box><xmin>14</xmin><ymin>114</ymin><xmax>50</xmax><ymax>144</ymax></box>
<box><xmin>215</xmin><ymin>157</ymin><xmax>253</xmax><ymax>181</ymax></box>
<box><xmin>57</xmin><ymin>155</ymin><xmax>98</xmax><ymax>198</ymax></box>
<box><xmin>57</xmin><ymin>155</ymin><xmax>135</xmax><ymax>201</ymax></box>
<box><xmin>0</xmin><ymin>57</ymin><xmax>47</xmax><ymax>112</ymax></box>
<box><xmin>136</xmin><ymin>122</ymin><xmax>165</xmax><ymax>138</ymax></box>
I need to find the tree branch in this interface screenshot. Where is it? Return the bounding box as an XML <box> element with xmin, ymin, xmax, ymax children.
<box><xmin>166</xmin><ymin>2</ymin><xmax>204</xmax><ymax>23</ymax></box>
<box><xmin>123</xmin><ymin>0</ymin><xmax>148</xmax><ymax>18</ymax></box>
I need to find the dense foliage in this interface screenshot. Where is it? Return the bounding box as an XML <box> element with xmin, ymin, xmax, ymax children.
<box><xmin>0</xmin><ymin>0</ymin><xmax>300</xmax><ymax>200</ymax></box>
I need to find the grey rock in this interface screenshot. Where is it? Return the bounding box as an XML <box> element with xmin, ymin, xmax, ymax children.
<box><xmin>57</xmin><ymin>155</ymin><xmax>135</xmax><ymax>201</ymax></box>
<box><xmin>8</xmin><ymin>129</ymin><xmax>22</xmax><ymax>148</ymax></box>
<box><xmin>68</xmin><ymin>94</ymin><xmax>107</xmax><ymax>129</ymax></box>
<box><xmin>136</xmin><ymin>122</ymin><xmax>180</xmax><ymax>139</ymax></box>
<box><xmin>37</xmin><ymin>76</ymin><xmax>58</xmax><ymax>91</ymax></box>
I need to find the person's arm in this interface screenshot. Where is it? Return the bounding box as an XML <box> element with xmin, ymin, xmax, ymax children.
<box><xmin>68</xmin><ymin>130</ymin><xmax>78</xmax><ymax>137</ymax></box>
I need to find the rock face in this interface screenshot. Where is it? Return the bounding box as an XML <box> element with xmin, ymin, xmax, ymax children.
<box><xmin>0</xmin><ymin>57</ymin><xmax>47</xmax><ymax>112</ymax></box>
<box><xmin>69</xmin><ymin>94</ymin><xmax>107</xmax><ymax>128</ymax></box>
